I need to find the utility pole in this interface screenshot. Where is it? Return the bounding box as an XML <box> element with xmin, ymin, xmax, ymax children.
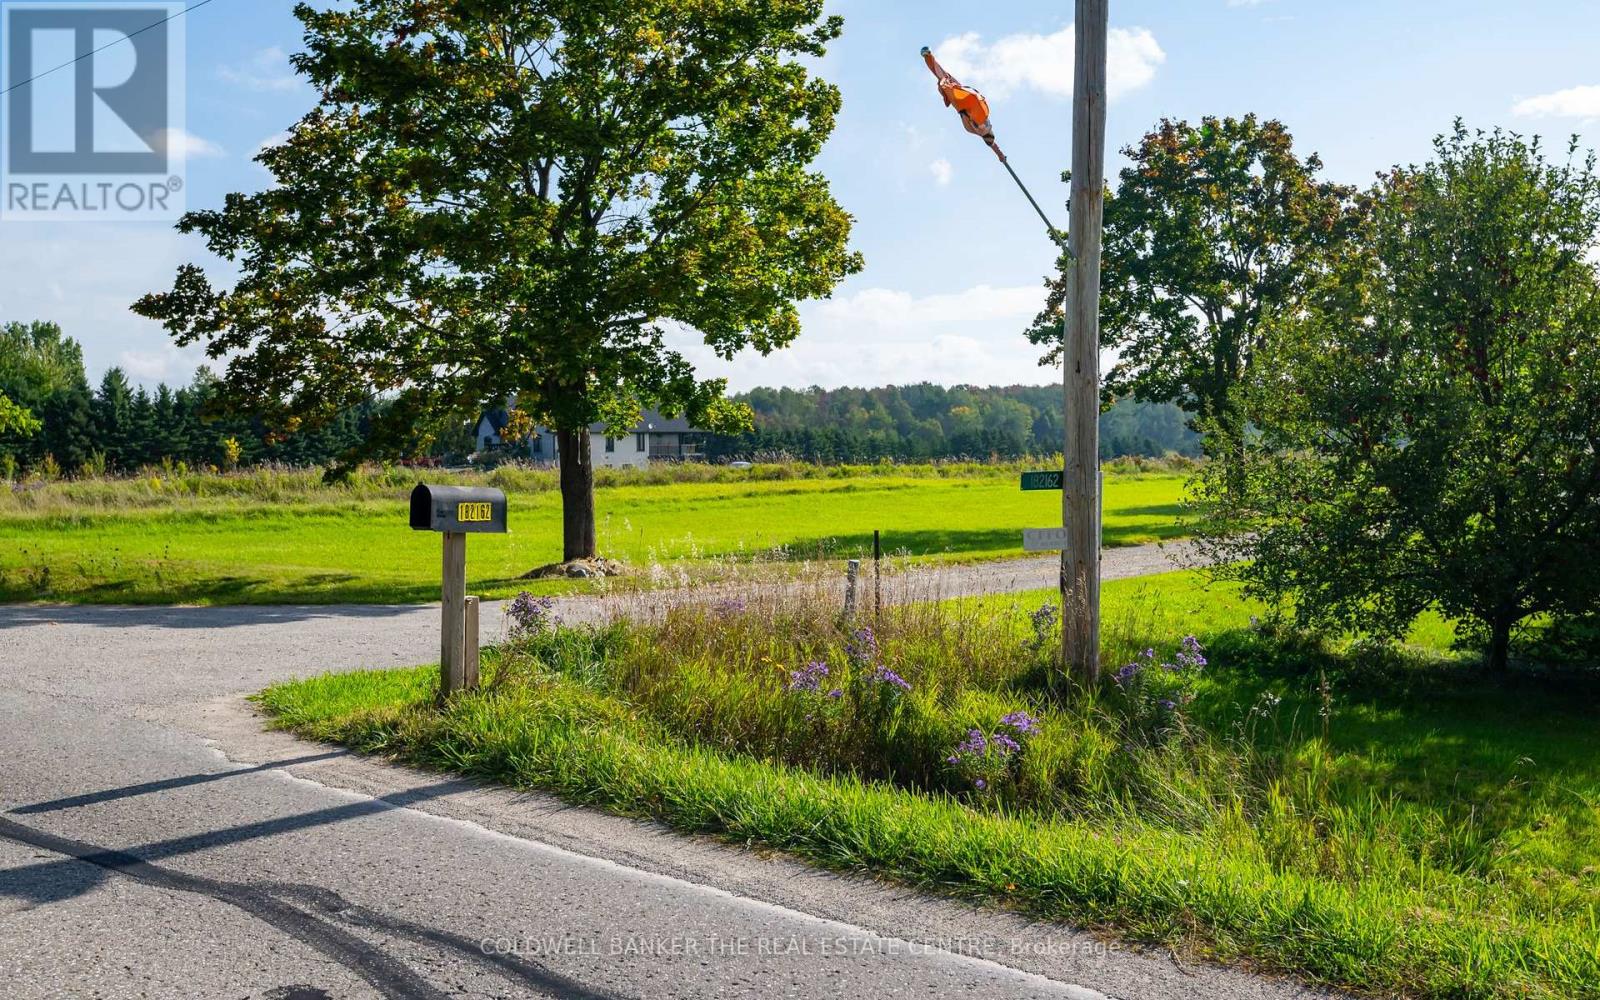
<box><xmin>1061</xmin><ymin>0</ymin><xmax>1108</xmax><ymax>683</ymax></box>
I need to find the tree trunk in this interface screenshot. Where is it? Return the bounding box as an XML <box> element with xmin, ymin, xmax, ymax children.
<box><xmin>1205</xmin><ymin>403</ymin><xmax>1249</xmax><ymax>500</ymax></box>
<box><xmin>557</xmin><ymin>427</ymin><xmax>596</xmax><ymax>561</ymax></box>
<box><xmin>1487</xmin><ymin>613</ymin><xmax>1513</xmax><ymax>674</ymax></box>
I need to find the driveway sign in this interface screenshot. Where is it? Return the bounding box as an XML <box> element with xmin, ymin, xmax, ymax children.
<box><xmin>1020</xmin><ymin>470</ymin><xmax>1064</xmax><ymax>491</ymax></box>
<box><xmin>1023</xmin><ymin>527</ymin><xmax>1071</xmax><ymax>552</ymax></box>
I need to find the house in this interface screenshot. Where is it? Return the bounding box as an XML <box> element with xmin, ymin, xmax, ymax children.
<box><xmin>474</xmin><ymin>407</ymin><xmax>706</xmax><ymax>469</ymax></box>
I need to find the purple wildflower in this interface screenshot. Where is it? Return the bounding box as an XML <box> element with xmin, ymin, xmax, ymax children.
<box><xmin>948</xmin><ymin>726</ymin><xmax>1022</xmax><ymax>795</ymax></box>
<box><xmin>712</xmin><ymin>597</ymin><xmax>748</xmax><ymax>616</ymax></box>
<box><xmin>868</xmin><ymin>665</ymin><xmax>912</xmax><ymax>692</ymax></box>
<box><xmin>1158</xmin><ymin>698</ymin><xmax>1178</xmax><ymax>712</ymax></box>
<box><xmin>1114</xmin><ymin>662</ymin><xmax>1142</xmax><ymax>687</ymax></box>
<box><xmin>787</xmin><ymin>660</ymin><xmax>830</xmax><ymax>693</ymax></box>
<box><xmin>1028</xmin><ymin>603</ymin><xmax>1059</xmax><ymax>650</ymax></box>
<box><xmin>1177</xmin><ymin>635</ymin><xmax>1207</xmax><ymax>670</ymax></box>
<box><xmin>846</xmin><ymin>626</ymin><xmax>880</xmax><ymax>667</ymax></box>
<box><xmin>507</xmin><ymin>592</ymin><xmax>558</xmax><ymax>635</ymax></box>
<box><xmin>826</xmin><ymin>688</ymin><xmax>844</xmax><ymax>699</ymax></box>
<box><xmin>999</xmin><ymin>711</ymin><xmax>1040</xmax><ymax>736</ymax></box>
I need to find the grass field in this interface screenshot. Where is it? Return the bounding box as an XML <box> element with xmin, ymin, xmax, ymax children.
<box><xmin>0</xmin><ymin>465</ymin><xmax>1189</xmax><ymax>604</ymax></box>
<box><xmin>261</xmin><ymin>571</ymin><xmax>1600</xmax><ymax>1000</ymax></box>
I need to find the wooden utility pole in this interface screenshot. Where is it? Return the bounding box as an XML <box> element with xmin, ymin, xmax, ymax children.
<box><xmin>1061</xmin><ymin>0</ymin><xmax>1108</xmax><ymax>683</ymax></box>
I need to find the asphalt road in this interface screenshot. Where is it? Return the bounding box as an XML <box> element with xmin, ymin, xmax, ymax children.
<box><xmin>0</xmin><ymin>544</ymin><xmax>1340</xmax><ymax>1000</ymax></box>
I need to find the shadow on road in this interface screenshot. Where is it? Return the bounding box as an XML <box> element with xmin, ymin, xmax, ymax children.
<box><xmin>2</xmin><ymin>776</ymin><xmax>479</xmax><ymax>908</ymax></box>
<box><xmin>10</xmin><ymin>751</ymin><xmax>350</xmax><ymax>815</ymax></box>
<box><xmin>0</xmin><ymin>799</ymin><xmax>617</xmax><ymax>1000</ymax></box>
<box><xmin>0</xmin><ymin>602</ymin><xmax>428</xmax><ymax>631</ymax></box>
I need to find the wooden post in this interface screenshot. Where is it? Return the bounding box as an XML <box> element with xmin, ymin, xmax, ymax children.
<box><xmin>464</xmin><ymin>595</ymin><xmax>481</xmax><ymax>690</ymax></box>
<box><xmin>873</xmin><ymin>529</ymin><xmax>882</xmax><ymax>621</ymax></box>
<box><xmin>844</xmin><ymin>559</ymin><xmax>860</xmax><ymax>619</ymax></box>
<box><xmin>1061</xmin><ymin>0</ymin><xmax>1108</xmax><ymax>684</ymax></box>
<box><xmin>441</xmin><ymin>532</ymin><xmax>467</xmax><ymax>698</ymax></box>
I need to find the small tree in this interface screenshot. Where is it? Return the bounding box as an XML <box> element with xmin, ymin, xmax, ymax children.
<box><xmin>135</xmin><ymin>0</ymin><xmax>861</xmax><ymax>561</ymax></box>
<box><xmin>0</xmin><ymin>321</ymin><xmax>92</xmax><ymax>471</ymax></box>
<box><xmin>1027</xmin><ymin>116</ymin><xmax>1355</xmax><ymax>448</ymax></box>
<box><xmin>1199</xmin><ymin>125</ymin><xmax>1600</xmax><ymax>671</ymax></box>
<box><xmin>0</xmin><ymin>392</ymin><xmax>40</xmax><ymax>438</ymax></box>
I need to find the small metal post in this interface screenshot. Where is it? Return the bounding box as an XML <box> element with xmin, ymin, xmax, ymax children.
<box><xmin>464</xmin><ymin>595</ymin><xmax>480</xmax><ymax>690</ymax></box>
<box><xmin>844</xmin><ymin>559</ymin><xmax>860</xmax><ymax>619</ymax></box>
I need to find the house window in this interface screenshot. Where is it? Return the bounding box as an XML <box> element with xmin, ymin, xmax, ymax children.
<box><xmin>530</xmin><ymin>434</ymin><xmax>542</xmax><ymax>455</ymax></box>
<box><xmin>636</xmin><ymin>433</ymin><xmax>646</xmax><ymax>452</ymax></box>
<box><xmin>605</xmin><ymin>436</ymin><xmax>616</xmax><ymax>453</ymax></box>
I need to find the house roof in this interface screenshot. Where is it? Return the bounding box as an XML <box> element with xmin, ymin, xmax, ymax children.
<box><xmin>595</xmin><ymin>408</ymin><xmax>698</xmax><ymax>434</ymax></box>
<box><xmin>480</xmin><ymin>406</ymin><xmax>700</xmax><ymax>436</ymax></box>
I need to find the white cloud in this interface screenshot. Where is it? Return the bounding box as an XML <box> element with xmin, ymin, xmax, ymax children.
<box><xmin>817</xmin><ymin>284</ymin><xmax>1043</xmax><ymax>328</ymax></box>
<box><xmin>1512</xmin><ymin>84</ymin><xmax>1600</xmax><ymax>119</ymax></box>
<box><xmin>118</xmin><ymin>348</ymin><xmax>185</xmax><ymax>382</ymax></box>
<box><xmin>933</xmin><ymin>24</ymin><xmax>1165</xmax><ymax>102</ymax></box>
<box><xmin>148</xmin><ymin>128</ymin><xmax>225</xmax><ymax>162</ymax></box>
<box><xmin>219</xmin><ymin>46</ymin><xmax>301</xmax><ymax>92</ymax></box>
<box><xmin>0</xmin><ymin>225</ymin><xmax>224</xmax><ymax>388</ymax></box>
<box><xmin>665</xmin><ymin>283</ymin><xmax>1059</xmax><ymax>390</ymax></box>
<box><xmin>928</xmin><ymin>158</ymin><xmax>954</xmax><ymax>186</ymax></box>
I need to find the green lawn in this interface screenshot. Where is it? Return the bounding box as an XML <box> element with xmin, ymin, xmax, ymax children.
<box><xmin>260</xmin><ymin>570</ymin><xmax>1600</xmax><ymax>1000</ymax></box>
<box><xmin>0</xmin><ymin>470</ymin><xmax>1187</xmax><ymax>604</ymax></box>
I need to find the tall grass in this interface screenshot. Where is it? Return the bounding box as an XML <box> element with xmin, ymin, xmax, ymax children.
<box><xmin>260</xmin><ymin>572</ymin><xmax>1600</xmax><ymax>997</ymax></box>
<box><xmin>0</xmin><ymin>456</ymin><xmax>1202</xmax><ymax>516</ymax></box>
<box><xmin>503</xmin><ymin>578</ymin><xmax>1597</xmax><ymax>926</ymax></box>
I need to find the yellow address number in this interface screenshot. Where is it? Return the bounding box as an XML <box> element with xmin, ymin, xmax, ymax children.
<box><xmin>457</xmin><ymin>501</ymin><xmax>494</xmax><ymax>523</ymax></box>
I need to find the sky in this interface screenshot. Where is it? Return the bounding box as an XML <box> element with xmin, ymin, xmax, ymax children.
<box><xmin>4</xmin><ymin>0</ymin><xmax>1600</xmax><ymax>392</ymax></box>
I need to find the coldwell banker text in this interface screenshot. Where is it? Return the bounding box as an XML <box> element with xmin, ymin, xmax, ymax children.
<box><xmin>1</xmin><ymin>2</ymin><xmax>187</xmax><ymax>222</ymax></box>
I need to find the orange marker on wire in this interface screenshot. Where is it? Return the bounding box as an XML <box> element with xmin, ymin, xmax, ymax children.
<box><xmin>921</xmin><ymin>44</ymin><xmax>1065</xmax><ymax>247</ymax></box>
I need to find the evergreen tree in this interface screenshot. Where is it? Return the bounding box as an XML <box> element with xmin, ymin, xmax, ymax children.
<box><xmin>93</xmin><ymin>368</ymin><xmax>136</xmax><ymax>470</ymax></box>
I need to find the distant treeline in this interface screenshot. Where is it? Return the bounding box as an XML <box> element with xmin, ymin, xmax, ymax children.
<box><xmin>707</xmin><ymin>384</ymin><xmax>1201</xmax><ymax>463</ymax></box>
<box><xmin>0</xmin><ymin>321</ymin><xmax>377</xmax><ymax>477</ymax></box>
<box><xmin>4</xmin><ymin>322</ymin><xmax>1199</xmax><ymax>477</ymax></box>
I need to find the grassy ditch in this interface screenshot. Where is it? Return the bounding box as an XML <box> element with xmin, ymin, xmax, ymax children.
<box><xmin>258</xmin><ymin>571</ymin><xmax>1600</xmax><ymax>999</ymax></box>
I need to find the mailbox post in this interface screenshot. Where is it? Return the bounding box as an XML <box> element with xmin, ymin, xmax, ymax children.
<box><xmin>410</xmin><ymin>484</ymin><xmax>508</xmax><ymax>698</ymax></box>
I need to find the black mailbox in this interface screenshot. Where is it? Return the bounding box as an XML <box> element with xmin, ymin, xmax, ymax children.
<box><xmin>409</xmin><ymin>484</ymin><xmax>508</xmax><ymax>534</ymax></box>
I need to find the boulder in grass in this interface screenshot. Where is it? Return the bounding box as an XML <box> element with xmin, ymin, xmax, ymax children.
<box><xmin>520</xmin><ymin>558</ymin><xmax>626</xmax><ymax>581</ymax></box>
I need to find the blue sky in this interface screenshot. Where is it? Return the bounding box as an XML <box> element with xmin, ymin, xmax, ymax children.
<box><xmin>4</xmin><ymin>0</ymin><xmax>1600</xmax><ymax>391</ymax></box>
